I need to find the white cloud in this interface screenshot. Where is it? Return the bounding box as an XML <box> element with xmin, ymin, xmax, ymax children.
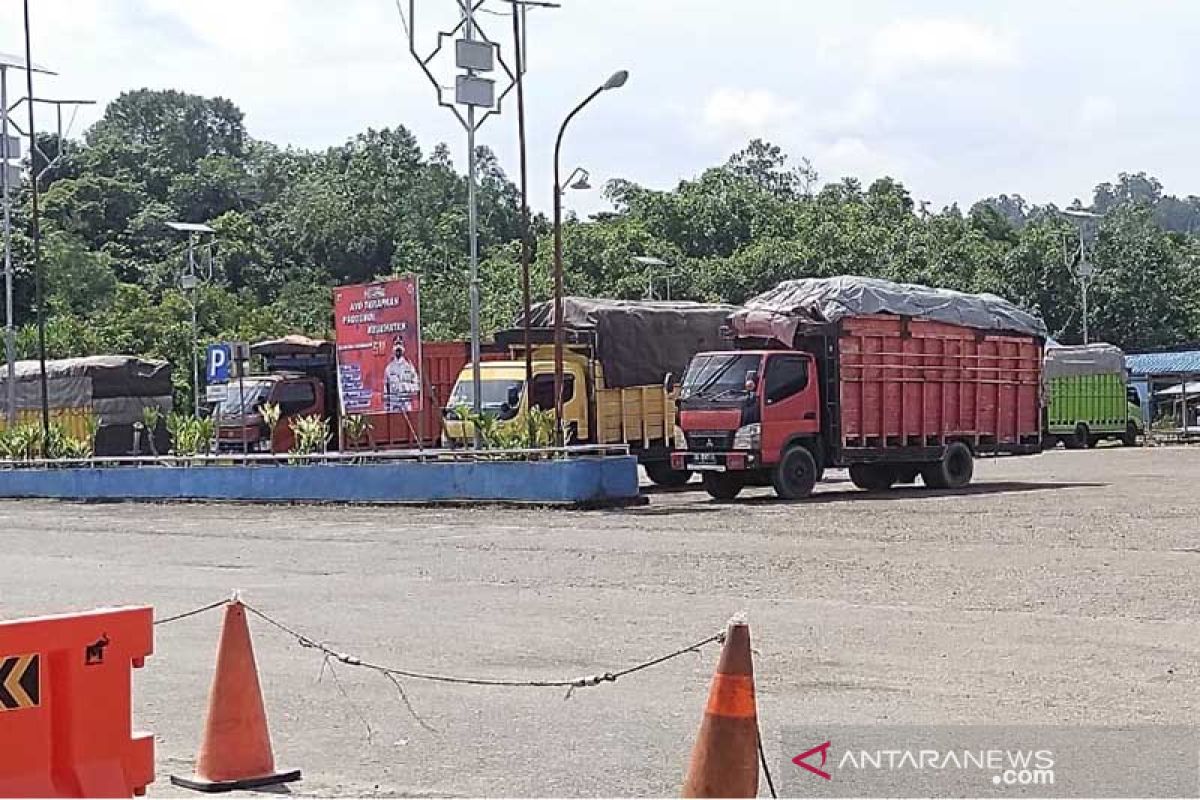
<box><xmin>870</xmin><ymin>19</ymin><xmax>1018</xmax><ymax>76</ymax></box>
<box><xmin>1079</xmin><ymin>95</ymin><xmax>1118</xmax><ymax>128</ymax></box>
<box><xmin>700</xmin><ymin>87</ymin><xmax>799</xmax><ymax>138</ymax></box>
<box><xmin>817</xmin><ymin>87</ymin><xmax>882</xmax><ymax>133</ymax></box>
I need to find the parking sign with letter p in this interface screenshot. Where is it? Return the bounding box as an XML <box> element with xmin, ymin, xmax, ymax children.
<box><xmin>205</xmin><ymin>344</ymin><xmax>232</xmax><ymax>385</ymax></box>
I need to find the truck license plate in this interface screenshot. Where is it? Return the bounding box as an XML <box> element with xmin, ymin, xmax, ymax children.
<box><xmin>690</xmin><ymin>453</ymin><xmax>724</xmax><ymax>471</ymax></box>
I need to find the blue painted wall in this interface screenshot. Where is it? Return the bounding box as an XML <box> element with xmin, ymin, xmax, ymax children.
<box><xmin>0</xmin><ymin>457</ymin><xmax>639</xmax><ymax>504</ymax></box>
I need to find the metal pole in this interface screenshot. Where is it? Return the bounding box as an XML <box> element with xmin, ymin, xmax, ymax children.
<box><xmin>464</xmin><ymin>4</ymin><xmax>483</xmax><ymax>446</ymax></box>
<box><xmin>552</xmin><ymin>153</ymin><xmax>564</xmax><ymax>444</ymax></box>
<box><xmin>1081</xmin><ymin>276</ymin><xmax>1089</xmax><ymax>345</ymax></box>
<box><xmin>189</xmin><ymin>237</ymin><xmax>200</xmax><ymax>417</ymax></box>
<box><xmin>23</xmin><ymin>0</ymin><xmax>49</xmax><ymax>442</ymax></box>
<box><xmin>552</xmin><ymin>85</ymin><xmax>604</xmax><ymax>445</ymax></box>
<box><xmin>1</xmin><ymin>65</ymin><xmax>15</xmax><ymax>427</ymax></box>
<box><xmin>512</xmin><ymin>6</ymin><xmax>535</xmax><ymax>444</ymax></box>
<box><xmin>238</xmin><ymin>351</ymin><xmax>247</xmax><ymax>460</ymax></box>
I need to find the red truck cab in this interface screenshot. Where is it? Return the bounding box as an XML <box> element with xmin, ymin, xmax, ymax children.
<box><xmin>672</xmin><ymin>350</ymin><xmax>823</xmax><ymax>499</ymax></box>
<box><xmin>215</xmin><ymin>373</ymin><xmax>326</xmax><ymax>453</ymax></box>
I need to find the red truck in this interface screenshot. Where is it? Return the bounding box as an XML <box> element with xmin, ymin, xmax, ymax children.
<box><xmin>671</xmin><ymin>277</ymin><xmax>1046</xmax><ymax>500</ymax></box>
<box><xmin>213</xmin><ymin>336</ymin><xmax>473</xmax><ymax>452</ymax></box>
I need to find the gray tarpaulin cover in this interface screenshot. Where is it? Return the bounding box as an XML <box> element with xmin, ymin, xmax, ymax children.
<box><xmin>518</xmin><ymin>297</ymin><xmax>735</xmax><ymax>388</ymax></box>
<box><xmin>0</xmin><ymin>355</ymin><xmax>172</xmax><ymax>415</ymax></box>
<box><xmin>730</xmin><ymin>276</ymin><xmax>1048</xmax><ymax>344</ymax></box>
<box><xmin>1044</xmin><ymin>343</ymin><xmax>1126</xmax><ymax>379</ymax></box>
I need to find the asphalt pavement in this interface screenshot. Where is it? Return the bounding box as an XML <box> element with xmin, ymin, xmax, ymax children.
<box><xmin>2</xmin><ymin>446</ymin><xmax>1198</xmax><ymax>797</ymax></box>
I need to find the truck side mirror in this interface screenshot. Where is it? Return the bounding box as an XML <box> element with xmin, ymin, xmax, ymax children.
<box><xmin>745</xmin><ymin>370</ymin><xmax>759</xmax><ymax>392</ymax></box>
<box><xmin>506</xmin><ymin>384</ymin><xmax>522</xmax><ymax>409</ymax></box>
<box><xmin>663</xmin><ymin>372</ymin><xmax>676</xmax><ymax>394</ymax></box>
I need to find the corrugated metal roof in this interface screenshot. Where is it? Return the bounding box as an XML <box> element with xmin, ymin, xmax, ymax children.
<box><xmin>1126</xmin><ymin>351</ymin><xmax>1200</xmax><ymax>376</ymax></box>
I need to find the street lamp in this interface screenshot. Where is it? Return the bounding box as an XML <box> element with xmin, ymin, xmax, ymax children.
<box><xmin>166</xmin><ymin>221</ymin><xmax>215</xmax><ymax>417</ymax></box>
<box><xmin>1061</xmin><ymin>208</ymin><xmax>1101</xmax><ymax>344</ymax></box>
<box><xmin>631</xmin><ymin>255</ymin><xmax>679</xmax><ymax>301</ymax></box>
<box><xmin>561</xmin><ymin>167</ymin><xmax>591</xmax><ymax>192</ymax></box>
<box><xmin>551</xmin><ymin>69</ymin><xmax>628</xmax><ymax>443</ymax></box>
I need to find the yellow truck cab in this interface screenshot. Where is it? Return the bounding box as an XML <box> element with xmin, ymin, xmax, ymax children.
<box><xmin>441</xmin><ymin>297</ymin><xmax>735</xmax><ymax>487</ymax></box>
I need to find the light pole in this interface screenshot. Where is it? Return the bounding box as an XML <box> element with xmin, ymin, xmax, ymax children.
<box><xmin>166</xmin><ymin>222</ymin><xmax>215</xmax><ymax>417</ymax></box>
<box><xmin>552</xmin><ymin>70</ymin><xmax>628</xmax><ymax>443</ymax></box>
<box><xmin>505</xmin><ymin>0</ymin><xmax>561</xmax><ymax>447</ymax></box>
<box><xmin>0</xmin><ymin>53</ymin><xmax>55</xmax><ymax>426</ymax></box>
<box><xmin>1065</xmin><ymin>208</ymin><xmax>1099</xmax><ymax>345</ymax></box>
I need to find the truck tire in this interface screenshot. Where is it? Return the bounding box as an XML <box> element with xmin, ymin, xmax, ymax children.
<box><xmin>645</xmin><ymin>462</ymin><xmax>693</xmax><ymax>488</ymax></box>
<box><xmin>702</xmin><ymin>472</ymin><xmax>744</xmax><ymax>501</ymax></box>
<box><xmin>1065</xmin><ymin>423</ymin><xmax>1089</xmax><ymax>450</ymax></box>
<box><xmin>921</xmin><ymin>442</ymin><xmax>974</xmax><ymax>490</ymax></box>
<box><xmin>1122</xmin><ymin>421</ymin><xmax>1139</xmax><ymax>447</ymax></box>
<box><xmin>772</xmin><ymin>445</ymin><xmax>818</xmax><ymax>500</ymax></box>
<box><xmin>849</xmin><ymin>464</ymin><xmax>897</xmax><ymax>491</ymax></box>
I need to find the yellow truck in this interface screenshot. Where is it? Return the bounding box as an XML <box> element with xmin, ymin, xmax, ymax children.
<box><xmin>442</xmin><ymin>297</ymin><xmax>734</xmax><ymax>486</ymax></box>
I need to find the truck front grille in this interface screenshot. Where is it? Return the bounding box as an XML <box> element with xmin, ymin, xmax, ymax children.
<box><xmin>686</xmin><ymin>431</ymin><xmax>733</xmax><ymax>451</ymax></box>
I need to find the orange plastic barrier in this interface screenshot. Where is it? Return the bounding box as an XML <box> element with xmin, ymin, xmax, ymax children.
<box><xmin>0</xmin><ymin>606</ymin><xmax>154</xmax><ymax>798</ymax></box>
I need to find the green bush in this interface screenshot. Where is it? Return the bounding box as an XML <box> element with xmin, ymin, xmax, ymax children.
<box><xmin>289</xmin><ymin>414</ymin><xmax>330</xmax><ymax>456</ymax></box>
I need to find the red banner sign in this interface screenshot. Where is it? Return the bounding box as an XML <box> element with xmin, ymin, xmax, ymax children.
<box><xmin>333</xmin><ymin>277</ymin><xmax>423</xmax><ymax>415</ymax></box>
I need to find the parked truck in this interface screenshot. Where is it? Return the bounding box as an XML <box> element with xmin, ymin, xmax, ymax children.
<box><xmin>212</xmin><ymin>336</ymin><xmax>471</xmax><ymax>452</ymax></box>
<box><xmin>1043</xmin><ymin>343</ymin><xmax>1141</xmax><ymax>448</ymax></box>
<box><xmin>0</xmin><ymin>355</ymin><xmax>172</xmax><ymax>455</ymax></box>
<box><xmin>441</xmin><ymin>297</ymin><xmax>734</xmax><ymax>485</ymax></box>
<box><xmin>671</xmin><ymin>276</ymin><xmax>1046</xmax><ymax>500</ymax></box>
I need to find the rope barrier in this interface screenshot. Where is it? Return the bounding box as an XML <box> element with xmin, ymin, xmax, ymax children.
<box><xmin>153</xmin><ymin>599</ymin><xmax>229</xmax><ymax>626</ymax></box>
<box><xmin>154</xmin><ymin>597</ymin><xmax>725</xmax><ymax>696</ymax></box>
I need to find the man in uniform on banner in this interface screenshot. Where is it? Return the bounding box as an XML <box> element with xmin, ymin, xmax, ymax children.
<box><xmin>384</xmin><ymin>334</ymin><xmax>421</xmax><ymax>411</ymax></box>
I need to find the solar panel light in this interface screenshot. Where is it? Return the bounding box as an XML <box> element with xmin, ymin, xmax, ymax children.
<box><xmin>165</xmin><ymin>221</ymin><xmax>215</xmax><ymax>234</ymax></box>
<box><xmin>455</xmin><ymin>39</ymin><xmax>495</xmax><ymax>72</ymax></box>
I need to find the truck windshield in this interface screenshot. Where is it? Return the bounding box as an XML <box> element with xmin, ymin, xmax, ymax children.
<box><xmin>680</xmin><ymin>353</ymin><xmax>761</xmax><ymax>400</ymax></box>
<box><xmin>447</xmin><ymin>378</ymin><xmax>524</xmax><ymax>418</ymax></box>
<box><xmin>215</xmin><ymin>380</ymin><xmax>272</xmax><ymax>417</ymax></box>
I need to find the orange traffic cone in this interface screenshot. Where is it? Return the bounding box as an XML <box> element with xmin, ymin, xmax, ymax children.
<box><xmin>681</xmin><ymin>619</ymin><xmax>759</xmax><ymax>798</ymax></box>
<box><xmin>171</xmin><ymin>600</ymin><xmax>301</xmax><ymax>793</ymax></box>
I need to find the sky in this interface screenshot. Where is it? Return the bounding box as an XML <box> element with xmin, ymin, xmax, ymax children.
<box><xmin>1</xmin><ymin>0</ymin><xmax>1198</xmax><ymax>217</ymax></box>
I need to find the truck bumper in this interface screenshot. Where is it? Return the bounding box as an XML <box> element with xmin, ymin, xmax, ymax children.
<box><xmin>671</xmin><ymin>451</ymin><xmax>758</xmax><ymax>472</ymax></box>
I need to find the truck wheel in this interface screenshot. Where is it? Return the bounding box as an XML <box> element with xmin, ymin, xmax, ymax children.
<box><xmin>849</xmin><ymin>464</ymin><xmax>897</xmax><ymax>491</ymax></box>
<box><xmin>921</xmin><ymin>442</ymin><xmax>974</xmax><ymax>490</ymax></box>
<box><xmin>1122</xmin><ymin>421</ymin><xmax>1139</xmax><ymax>447</ymax></box>
<box><xmin>1065</xmin><ymin>423</ymin><xmax>1089</xmax><ymax>450</ymax></box>
<box><xmin>772</xmin><ymin>446</ymin><xmax>818</xmax><ymax>500</ymax></box>
<box><xmin>1041</xmin><ymin>433</ymin><xmax>1059</xmax><ymax>450</ymax></box>
<box><xmin>702</xmin><ymin>472</ymin><xmax>744</xmax><ymax>501</ymax></box>
<box><xmin>645</xmin><ymin>462</ymin><xmax>693</xmax><ymax>488</ymax></box>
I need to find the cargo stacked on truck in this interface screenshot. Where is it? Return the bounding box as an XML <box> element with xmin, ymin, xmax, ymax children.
<box><xmin>442</xmin><ymin>297</ymin><xmax>735</xmax><ymax>485</ymax></box>
<box><xmin>0</xmin><ymin>355</ymin><xmax>172</xmax><ymax>456</ymax></box>
<box><xmin>672</xmin><ymin>276</ymin><xmax>1047</xmax><ymax>500</ymax></box>
<box><xmin>1044</xmin><ymin>342</ymin><xmax>1142</xmax><ymax>448</ymax></box>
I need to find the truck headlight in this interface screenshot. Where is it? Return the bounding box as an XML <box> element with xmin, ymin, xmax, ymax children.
<box><xmin>673</xmin><ymin>425</ymin><xmax>688</xmax><ymax>450</ymax></box>
<box><xmin>732</xmin><ymin>423</ymin><xmax>760</xmax><ymax>450</ymax></box>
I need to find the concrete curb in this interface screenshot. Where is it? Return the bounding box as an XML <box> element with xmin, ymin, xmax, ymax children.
<box><xmin>0</xmin><ymin>456</ymin><xmax>640</xmax><ymax>505</ymax></box>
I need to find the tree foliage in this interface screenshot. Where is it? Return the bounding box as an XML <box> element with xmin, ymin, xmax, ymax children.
<box><xmin>5</xmin><ymin>93</ymin><xmax>1199</xmax><ymax>411</ymax></box>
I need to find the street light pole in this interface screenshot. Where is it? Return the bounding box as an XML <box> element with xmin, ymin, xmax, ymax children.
<box><xmin>510</xmin><ymin>3</ymin><xmax>535</xmax><ymax>445</ymax></box>
<box><xmin>551</xmin><ymin>70</ymin><xmax>628</xmax><ymax>443</ymax></box>
<box><xmin>1</xmin><ymin>64</ymin><xmax>13</xmax><ymax>427</ymax></box>
<box><xmin>167</xmin><ymin>221</ymin><xmax>214</xmax><ymax>417</ymax></box>
<box><xmin>1</xmin><ymin>53</ymin><xmax>59</xmax><ymax>428</ymax></box>
<box><xmin>22</xmin><ymin>0</ymin><xmax>49</xmax><ymax>441</ymax></box>
<box><xmin>1062</xmin><ymin>208</ymin><xmax>1101</xmax><ymax>345</ymax></box>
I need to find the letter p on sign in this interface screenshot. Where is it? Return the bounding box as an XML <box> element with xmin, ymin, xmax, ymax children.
<box><xmin>206</xmin><ymin>344</ymin><xmax>232</xmax><ymax>385</ymax></box>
